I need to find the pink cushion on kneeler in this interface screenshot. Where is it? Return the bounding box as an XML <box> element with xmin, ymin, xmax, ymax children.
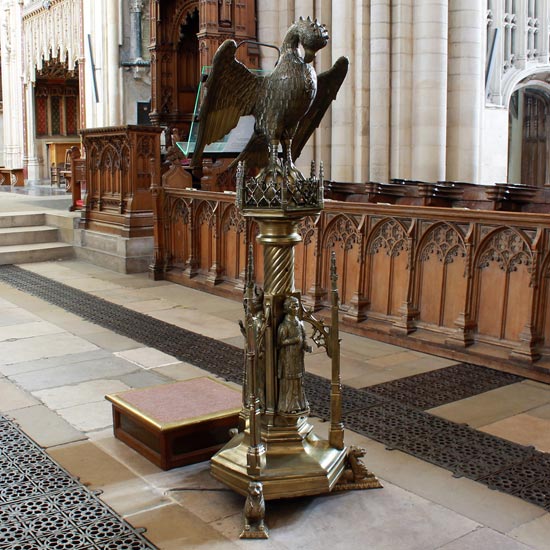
<box><xmin>114</xmin><ymin>377</ymin><xmax>241</xmax><ymax>426</ymax></box>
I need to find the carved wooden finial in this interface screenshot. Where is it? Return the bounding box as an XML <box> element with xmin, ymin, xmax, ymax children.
<box><xmin>330</xmin><ymin>250</ymin><xmax>338</xmax><ymax>289</ymax></box>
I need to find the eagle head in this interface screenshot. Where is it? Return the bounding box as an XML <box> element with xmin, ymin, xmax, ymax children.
<box><xmin>291</xmin><ymin>16</ymin><xmax>329</xmax><ymax>63</ymax></box>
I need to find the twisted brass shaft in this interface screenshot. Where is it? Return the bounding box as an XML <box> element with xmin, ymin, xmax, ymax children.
<box><xmin>263</xmin><ymin>245</ymin><xmax>294</xmax><ymax>295</ymax></box>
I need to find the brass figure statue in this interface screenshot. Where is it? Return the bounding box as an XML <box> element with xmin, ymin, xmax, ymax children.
<box><xmin>191</xmin><ymin>16</ymin><xmax>349</xmax><ymax>177</ymax></box>
<box><xmin>277</xmin><ymin>296</ymin><xmax>311</xmax><ymax>414</ymax></box>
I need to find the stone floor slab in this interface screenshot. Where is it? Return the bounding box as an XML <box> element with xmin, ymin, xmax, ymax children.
<box><xmin>149</xmin><ymin>308</ymin><xmax>242</xmax><ymax>340</ymax></box>
<box><xmin>0</xmin><ymin>332</ymin><xmax>99</xmax><ymax>366</ymax></box>
<box><xmin>7</xmin><ymin>404</ymin><xmax>86</xmax><ymax>447</ymax></box>
<box><xmin>48</xmin><ymin>440</ymin><xmax>138</xmax><ymax>487</ymax></box>
<box><xmin>128</xmin><ymin>504</ymin><xmax>239</xmax><ymax>549</ymax></box>
<box><xmin>114</xmin><ymin>347</ymin><xmax>180</xmax><ymax>370</ymax></box>
<box><xmin>153</xmin><ymin>362</ymin><xmax>213</xmax><ymax>381</ymax></box>
<box><xmin>77</xmin><ymin>329</ymin><xmax>142</xmax><ymax>352</ymax></box>
<box><xmin>117</xmin><ymin>370</ymin><xmax>170</xmax><ymax>388</ymax></box>
<box><xmin>9</xmin><ymin>355</ymin><xmax>138</xmax><ymax>391</ymax></box>
<box><xmin>438</xmin><ymin>527</ymin><xmax>534</xmax><ymax>549</ymax></box>
<box><xmin>305</xmin><ymin>353</ymin><xmax>371</xmax><ymax>383</ymax></box>
<box><xmin>212</xmin><ymin>482</ymin><xmax>480</xmax><ymax>550</ymax></box>
<box><xmin>0</xmin><ymin>378</ymin><xmax>39</xmax><ymax>411</ymax></box>
<box><xmin>508</xmin><ymin>513</ymin><xmax>550</xmax><ymax>549</ymax></box>
<box><xmin>429</xmin><ymin>381</ymin><xmax>550</xmax><ymax>428</ymax></box>
<box><xmin>0</xmin><ymin>320</ymin><xmax>64</xmax><ymax>342</ymax></box>
<box><xmin>527</xmin><ymin>402</ymin><xmax>550</xmax><ymax>420</ymax></box>
<box><xmin>166</xmin><ymin>462</ymin><xmax>244</xmax><ymax>524</ymax></box>
<box><xmin>0</xmin><ymin>306</ymin><xmax>41</xmax><ymax>327</ymax></box>
<box><xmin>479</xmin><ymin>414</ymin><xmax>550</xmax><ymax>453</ymax></box>
<box><xmin>88</xmin><ymin>429</ymin><xmax>163</xmax><ymax>478</ymax></box>
<box><xmin>0</xmin><ymin>349</ymin><xmax>112</xmax><ymax>376</ymax></box>
<box><xmin>33</xmin><ymin>378</ymin><xmax>130</xmax><ymax>410</ymax></box>
<box><xmin>309</xmin><ymin>420</ymin><xmax>547</xmax><ymax>535</ymax></box>
<box><xmin>126</xmin><ymin>299</ymin><xmax>177</xmax><ymax>313</ymax></box>
<box><xmin>55</xmin><ymin>399</ymin><xmax>114</xmax><ymax>432</ymax></box>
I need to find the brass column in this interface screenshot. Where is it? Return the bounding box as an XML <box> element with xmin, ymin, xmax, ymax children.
<box><xmin>210</xmin><ymin>161</ymin><xmax>349</xmax><ymax>500</ymax></box>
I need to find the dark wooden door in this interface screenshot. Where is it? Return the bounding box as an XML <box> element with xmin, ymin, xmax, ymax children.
<box><xmin>522</xmin><ymin>90</ymin><xmax>550</xmax><ymax>187</ymax></box>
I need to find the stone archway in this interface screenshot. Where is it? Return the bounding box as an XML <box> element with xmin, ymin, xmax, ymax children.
<box><xmin>508</xmin><ymin>75</ymin><xmax>550</xmax><ymax>186</ymax></box>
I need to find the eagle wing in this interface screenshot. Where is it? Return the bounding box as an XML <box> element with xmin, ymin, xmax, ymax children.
<box><xmin>191</xmin><ymin>40</ymin><xmax>262</xmax><ymax>169</ymax></box>
<box><xmin>291</xmin><ymin>56</ymin><xmax>349</xmax><ymax>161</ymax></box>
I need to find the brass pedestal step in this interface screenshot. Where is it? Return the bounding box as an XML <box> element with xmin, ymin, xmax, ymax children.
<box><xmin>211</xmin><ymin>419</ymin><xmax>349</xmax><ymax>500</ymax></box>
<box><xmin>106</xmin><ymin>377</ymin><xmax>241</xmax><ymax>470</ymax></box>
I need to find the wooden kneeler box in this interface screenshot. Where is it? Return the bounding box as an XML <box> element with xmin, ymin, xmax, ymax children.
<box><xmin>106</xmin><ymin>377</ymin><xmax>241</xmax><ymax>470</ymax></box>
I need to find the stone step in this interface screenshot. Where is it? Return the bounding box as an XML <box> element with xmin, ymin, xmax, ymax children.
<box><xmin>0</xmin><ymin>242</ymin><xmax>74</xmax><ymax>265</ymax></box>
<box><xmin>0</xmin><ymin>212</ymin><xmax>46</xmax><ymax>229</ymax></box>
<box><xmin>0</xmin><ymin>225</ymin><xmax>59</xmax><ymax>246</ymax></box>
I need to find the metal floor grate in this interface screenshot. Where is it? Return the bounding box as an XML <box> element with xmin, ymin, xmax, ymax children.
<box><xmin>366</xmin><ymin>362</ymin><xmax>524</xmax><ymax>410</ymax></box>
<box><xmin>0</xmin><ymin>414</ymin><xmax>156</xmax><ymax>550</ymax></box>
<box><xmin>1</xmin><ymin>264</ymin><xmax>550</xmax><ymax>511</ymax></box>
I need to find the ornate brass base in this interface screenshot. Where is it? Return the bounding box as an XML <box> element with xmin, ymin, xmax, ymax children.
<box><xmin>211</xmin><ymin>420</ymin><xmax>348</xmax><ymax>500</ymax></box>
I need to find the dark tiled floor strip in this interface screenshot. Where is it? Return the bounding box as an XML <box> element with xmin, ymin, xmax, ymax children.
<box><xmin>1</xmin><ymin>265</ymin><xmax>550</xmax><ymax>511</ymax></box>
<box><xmin>0</xmin><ymin>414</ymin><xmax>157</xmax><ymax>550</ymax></box>
<box><xmin>367</xmin><ymin>362</ymin><xmax>524</xmax><ymax>410</ymax></box>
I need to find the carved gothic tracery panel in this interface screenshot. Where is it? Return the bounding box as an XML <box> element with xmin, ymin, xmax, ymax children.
<box><xmin>477</xmin><ymin>228</ymin><xmax>533</xmax><ymax>273</ymax></box>
<box><xmin>369</xmin><ymin>218</ymin><xmax>408</xmax><ymax>257</ymax></box>
<box><xmin>298</xmin><ymin>216</ymin><xmax>316</xmax><ymax>247</ymax></box>
<box><xmin>419</xmin><ymin>224</ymin><xmax>465</xmax><ymax>264</ymax></box>
<box><xmin>223</xmin><ymin>204</ymin><xmax>245</xmax><ymax>234</ymax></box>
<box><xmin>325</xmin><ymin>215</ymin><xmax>360</xmax><ymax>251</ymax></box>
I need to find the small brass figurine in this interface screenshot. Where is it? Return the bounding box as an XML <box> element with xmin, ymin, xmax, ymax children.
<box><xmin>334</xmin><ymin>446</ymin><xmax>383</xmax><ymax>491</ymax></box>
<box><xmin>277</xmin><ymin>296</ymin><xmax>311</xmax><ymax>414</ymax></box>
<box><xmin>191</xmin><ymin>16</ymin><xmax>348</xmax><ymax>176</ymax></box>
<box><xmin>240</xmin><ymin>481</ymin><xmax>268</xmax><ymax>539</ymax></box>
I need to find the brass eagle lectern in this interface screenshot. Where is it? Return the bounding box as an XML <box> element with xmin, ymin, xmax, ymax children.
<box><xmin>192</xmin><ymin>17</ymin><xmax>380</xmax><ymax>539</ymax></box>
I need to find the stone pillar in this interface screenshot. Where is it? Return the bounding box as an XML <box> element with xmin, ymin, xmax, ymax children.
<box><xmin>83</xmin><ymin>0</ymin><xmax>104</xmax><ymax>128</ymax></box>
<box><xmin>294</xmin><ymin>0</ymin><xmax>316</xmax><ymax>175</ymax></box>
<box><xmin>257</xmin><ymin>0</ymin><xmax>281</xmax><ymax>70</ymax></box>
<box><xmin>23</xmin><ymin>82</ymin><xmax>41</xmax><ymax>183</ymax></box>
<box><xmin>314</xmin><ymin>0</ymin><xmax>333</xmax><ymax>176</ymax></box>
<box><xmin>129</xmin><ymin>0</ymin><xmax>144</xmax><ymax>61</ymax></box>
<box><xmin>508</xmin><ymin>88</ymin><xmax>524</xmax><ymax>184</ymax></box>
<box><xmin>1</xmin><ymin>1</ymin><xmax>24</xmax><ymax>170</ymax></box>
<box><xmin>106</xmin><ymin>0</ymin><xmax>122</xmax><ymax>125</ymax></box>
<box><xmin>446</xmin><ymin>0</ymin><xmax>483</xmax><ymax>183</ymax></box>
<box><xmin>390</xmin><ymin>0</ymin><xmax>413</xmax><ymax>180</ymax></box>
<box><xmin>411</xmin><ymin>0</ymin><xmax>448</xmax><ymax>182</ymax></box>
<box><xmin>331</xmin><ymin>1</ymin><xmax>355</xmax><ymax>182</ymax></box>
<box><xmin>369</xmin><ymin>0</ymin><xmax>389</xmax><ymax>182</ymax></box>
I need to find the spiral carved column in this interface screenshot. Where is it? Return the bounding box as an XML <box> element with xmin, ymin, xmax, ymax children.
<box><xmin>258</xmin><ymin>219</ymin><xmax>301</xmax><ymax>296</ymax></box>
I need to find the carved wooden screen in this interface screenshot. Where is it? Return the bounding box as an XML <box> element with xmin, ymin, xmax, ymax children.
<box><xmin>323</xmin><ymin>215</ymin><xmax>361</xmax><ymax>308</ymax></box>
<box><xmin>177</xmin><ymin>8</ymin><xmax>200</xmax><ymax>118</ymax></box>
<box><xmin>366</xmin><ymin>218</ymin><xmax>409</xmax><ymax>320</ymax></box>
<box><xmin>294</xmin><ymin>216</ymin><xmax>318</xmax><ymax>298</ymax></box>
<box><xmin>149</xmin><ymin>0</ymin><xmax>258</xmax><ymax>135</ymax></box>
<box><xmin>474</xmin><ymin>228</ymin><xmax>534</xmax><ymax>343</ymax></box>
<box><xmin>151</xmin><ymin>188</ymin><xmax>550</xmax><ymax>370</ymax></box>
<box><xmin>416</xmin><ymin>223</ymin><xmax>467</xmax><ymax>328</ymax></box>
<box><xmin>34</xmin><ymin>59</ymin><xmax>79</xmax><ymax>137</ymax></box>
<box><xmin>220</xmin><ymin>204</ymin><xmax>246</xmax><ymax>282</ymax></box>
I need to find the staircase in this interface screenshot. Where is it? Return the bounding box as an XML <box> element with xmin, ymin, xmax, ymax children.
<box><xmin>0</xmin><ymin>213</ymin><xmax>74</xmax><ymax>265</ymax></box>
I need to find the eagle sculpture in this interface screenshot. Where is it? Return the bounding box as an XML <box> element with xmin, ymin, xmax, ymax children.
<box><xmin>191</xmin><ymin>17</ymin><xmax>349</xmax><ymax>178</ymax></box>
